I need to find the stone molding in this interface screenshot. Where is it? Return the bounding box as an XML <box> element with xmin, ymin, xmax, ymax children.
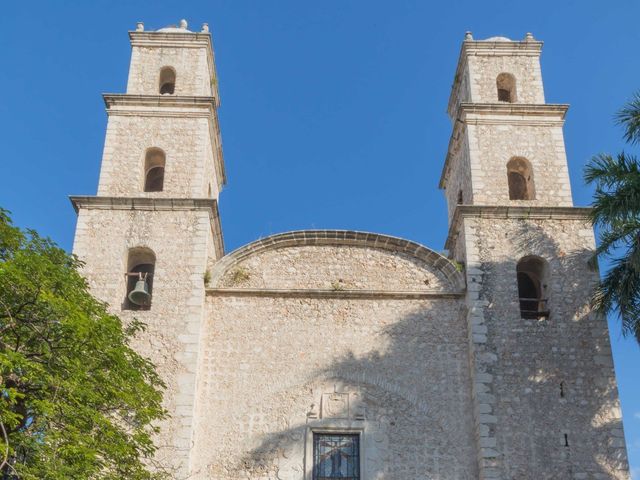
<box><xmin>444</xmin><ymin>205</ymin><xmax>592</xmax><ymax>251</ymax></box>
<box><xmin>209</xmin><ymin>230</ymin><xmax>466</xmax><ymax>291</ymax></box>
<box><xmin>207</xmin><ymin>287</ymin><xmax>465</xmax><ymax>299</ymax></box>
<box><xmin>439</xmin><ymin>103</ymin><xmax>569</xmax><ymax>189</ymax></box>
<box><xmin>102</xmin><ymin>94</ymin><xmax>226</xmax><ymax>188</ymax></box>
<box><xmin>69</xmin><ymin>196</ymin><xmax>224</xmax><ymax>258</ymax></box>
<box><xmin>103</xmin><ymin>94</ymin><xmax>217</xmax><ymax>109</ymax></box>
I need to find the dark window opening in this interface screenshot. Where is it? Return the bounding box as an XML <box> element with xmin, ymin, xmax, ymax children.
<box><xmin>124</xmin><ymin>248</ymin><xmax>155</xmax><ymax>310</ymax></box>
<box><xmin>517</xmin><ymin>256</ymin><xmax>549</xmax><ymax>319</ymax></box>
<box><xmin>145</xmin><ymin>166</ymin><xmax>165</xmax><ymax>192</ymax></box>
<box><xmin>144</xmin><ymin>148</ymin><xmax>166</xmax><ymax>192</ymax></box>
<box><xmin>457</xmin><ymin>190</ymin><xmax>464</xmax><ymax>205</ymax></box>
<box><xmin>313</xmin><ymin>433</ymin><xmax>360</xmax><ymax>480</ymax></box>
<box><xmin>496</xmin><ymin>73</ymin><xmax>517</xmax><ymax>103</ymax></box>
<box><xmin>507</xmin><ymin>157</ymin><xmax>535</xmax><ymax>200</ymax></box>
<box><xmin>508</xmin><ymin>171</ymin><xmax>528</xmax><ymax>200</ymax></box>
<box><xmin>159</xmin><ymin>67</ymin><xmax>176</xmax><ymax>95</ymax></box>
<box><xmin>498</xmin><ymin>88</ymin><xmax>511</xmax><ymax>102</ymax></box>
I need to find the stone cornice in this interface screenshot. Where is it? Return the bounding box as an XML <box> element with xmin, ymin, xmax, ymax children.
<box><xmin>447</xmin><ymin>39</ymin><xmax>543</xmax><ymax>116</ymax></box>
<box><xmin>102</xmin><ymin>94</ymin><xmax>226</xmax><ymax>188</ymax></box>
<box><xmin>206</xmin><ymin>287</ymin><xmax>464</xmax><ymax>300</ymax></box>
<box><xmin>103</xmin><ymin>94</ymin><xmax>217</xmax><ymax>109</ymax></box>
<box><xmin>128</xmin><ymin>31</ymin><xmax>220</xmax><ymax>104</ymax></box>
<box><xmin>459</xmin><ymin>102</ymin><xmax>569</xmax><ymax>119</ymax></box>
<box><xmin>444</xmin><ymin>205</ymin><xmax>592</xmax><ymax>251</ymax></box>
<box><xmin>439</xmin><ymin>103</ymin><xmax>570</xmax><ymax>189</ymax></box>
<box><xmin>129</xmin><ymin>31</ymin><xmax>213</xmax><ymax>47</ymax></box>
<box><xmin>69</xmin><ymin>196</ymin><xmax>224</xmax><ymax>257</ymax></box>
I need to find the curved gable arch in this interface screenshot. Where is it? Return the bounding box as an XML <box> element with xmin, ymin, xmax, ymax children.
<box><xmin>209</xmin><ymin>230</ymin><xmax>465</xmax><ymax>291</ymax></box>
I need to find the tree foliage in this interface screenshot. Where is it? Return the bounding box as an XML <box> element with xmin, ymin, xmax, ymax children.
<box><xmin>585</xmin><ymin>92</ymin><xmax>640</xmax><ymax>342</ymax></box>
<box><xmin>0</xmin><ymin>210</ymin><xmax>166</xmax><ymax>479</ymax></box>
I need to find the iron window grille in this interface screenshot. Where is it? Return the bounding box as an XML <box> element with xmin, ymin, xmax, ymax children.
<box><xmin>313</xmin><ymin>433</ymin><xmax>360</xmax><ymax>480</ymax></box>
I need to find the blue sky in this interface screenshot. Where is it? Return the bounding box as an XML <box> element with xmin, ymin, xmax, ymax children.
<box><xmin>1</xmin><ymin>0</ymin><xmax>639</xmax><ymax>475</ymax></box>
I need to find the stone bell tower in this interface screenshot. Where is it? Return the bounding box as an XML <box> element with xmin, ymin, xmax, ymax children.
<box><xmin>441</xmin><ymin>33</ymin><xmax>630</xmax><ymax>479</ymax></box>
<box><xmin>70</xmin><ymin>19</ymin><xmax>224</xmax><ymax>476</ymax></box>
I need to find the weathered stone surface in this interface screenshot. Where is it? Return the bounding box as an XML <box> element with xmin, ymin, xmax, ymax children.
<box><xmin>70</xmin><ymin>26</ymin><xmax>631</xmax><ymax>480</ymax></box>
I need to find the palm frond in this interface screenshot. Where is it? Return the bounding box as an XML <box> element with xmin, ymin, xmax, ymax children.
<box><xmin>585</xmin><ymin>153</ymin><xmax>640</xmax><ymax>226</ymax></box>
<box><xmin>616</xmin><ymin>91</ymin><xmax>640</xmax><ymax>145</ymax></box>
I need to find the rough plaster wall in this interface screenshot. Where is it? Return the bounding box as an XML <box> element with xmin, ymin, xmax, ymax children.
<box><xmin>467</xmin><ymin>54</ymin><xmax>545</xmax><ymax>104</ymax></box>
<box><xmin>468</xmin><ymin>123</ymin><xmax>573</xmax><ymax>206</ymax></box>
<box><xmin>217</xmin><ymin>245</ymin><xmax>451</xmax><ymax>291</ymax></box>
<box><xmin>127</xmin><ymin>46</ymin><xmax>212</xmax><ymax>97</ymax></box>
<box><xmin>460</xmin><ymin>216</ymin><xmax>629</xmax><ymax>479</ymax></box>
<box><xmin>72</xmin><ymin>208</ymin><xmax>212</xmax><ymax>478</ymax></box>
<box><xmin>191</xmin><ymin>295</ymin><xmax>476</xmax><ymax>480</ymax></box>
<box><xmin>96</xmin><ymin>115</ymin><xmax>216</xmax><ymax>198</ymax></box>
<box><xmin>444</xmin><ymin>133</ymin><xmax>473</xmax><ymax>221</ymax></box>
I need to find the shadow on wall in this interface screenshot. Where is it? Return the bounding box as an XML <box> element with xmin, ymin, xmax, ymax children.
<box><xmin>220</xmin><ymin>224</ymin><xmax>628</xmax><ymax>479</ymax></box>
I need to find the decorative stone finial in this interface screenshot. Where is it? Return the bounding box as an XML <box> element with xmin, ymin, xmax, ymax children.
<box><xmin>524</xmin><ymin>32</ymin><xmax>535</xmax><ymax>42</ymax></box>
<box><xmin>201</xmin><ymin>23</ymin><xmax>209</xmax><ymax>33</ymax></box>
<box><xmin>464</xmin><ymin>31</ymin><xmax>473</xmax><ymax>41</ymax></box>
<box><xmin>136</xmin><ymin>22</ymin><xmax>144</xmax><ymax>32</ymax></box>
<box><xmin>179</xmin><ymin>19</ymin><xmax>188</xmax><ymax>29</ymax></box>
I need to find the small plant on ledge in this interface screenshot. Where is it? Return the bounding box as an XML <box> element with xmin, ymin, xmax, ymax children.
<box><xmin>230</xmin><ymin>266</ymin><xmax>251</xmax><ymax>285</ymax></box>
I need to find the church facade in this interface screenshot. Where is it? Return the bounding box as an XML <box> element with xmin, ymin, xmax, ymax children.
<box><xmin>70</xmin><ymin>20</ymin><xmax>631</xmax><ymax>480</ymax></box>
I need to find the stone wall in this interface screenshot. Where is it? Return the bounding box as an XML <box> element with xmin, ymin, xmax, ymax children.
<box><xmin>192</xmin><ymin>296</ymin><xmax>474</xmax><ymax>480</ymax></box>
<box><xmin>468</xmin><ymin>120</ymin><xmax>573</xmax><ymax>207</ymax></box>
<box><xmin>444</xmin><ymin>133</ymin><xmax>472</xmax><ymax>221</ymax></box>
<box><xmin>190</xmin><ymin>240</ymin><xmax>475</xmax><ymax>479</ymax></box>
<box><xmin>216</xmin><ymin>244</ymin><xmax>451</xmax><ymax>291</ymax></box>
<box><xmin>451</xmin><ymin>210</ymin><xmax>630</xmax><ymax>479</ymax></box>
<box><xmin>96</xmin><ymin>114</ymin><xmax>219</xmax><ymax>199</ymax></box>
<box><xmin>467</xmin><ymin>54</ymin><xmax>544</xmax><ymax>105</ymax></box>
<box><xmin>72</xmin><ymin>205</ymin><xmax>214</xmax><ymax>478</ymax></box>
<box><xmin>127</xmin><ymin>45</ymin><xmax>212</xmax><ymax>97</ymax></box>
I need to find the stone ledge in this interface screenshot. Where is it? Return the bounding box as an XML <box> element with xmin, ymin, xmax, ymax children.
<box><xmin>445</xmin><ymin>205</ymin><xmax>592</xmax><ymax>251</ymax></box>
<box><xmin>206</xmin><ymin>287</ymin><xmax>465</xmax><ymax>299</ymax></box>
<box><xmin>459</xmin><ymin>102</ymin><xmax>569</xmax><ymax>118</ymax></box>
<box><xmin>69</xmin><ymin>196</ymin><xmax>224</xmax><ymax>257</ymax></box>
<box><xmin>103</xmin><ymin>94</ymin><xmax>217</xmax><ymax>109</ymax></box>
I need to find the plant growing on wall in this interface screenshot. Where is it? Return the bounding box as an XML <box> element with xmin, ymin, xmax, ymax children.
<box><xmin>0</xmin><ymin>210</ymin><xmax>167</xmax><ymax>479</ymax></box>
<box><xmin>229</xmin><ymin>266</ymin><xmax>251</xmax><ymax>285</ymax></box>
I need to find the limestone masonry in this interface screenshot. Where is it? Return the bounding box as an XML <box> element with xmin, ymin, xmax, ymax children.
<box><xmin>70</xmin><ymin>20</ymin><xmax>631</xmax><ymax>480</ymax></box>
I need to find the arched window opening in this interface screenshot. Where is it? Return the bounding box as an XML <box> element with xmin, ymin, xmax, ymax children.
<box><xmin>516</xmin><ymin>256</ymin><xmax>549</xmax><ymax>319</ymax></box>
<box><xmin>457</xmin><ymin>190</ymin><xmax>464</xmax><ymax>205</ymax></box>
<box><xmin>507</xmin><ymin>157</ymin><xmax>535</xmax><ymax>200</ymax></box>
<box><xmin>125</xmin><ymin>248</ymin><xmax>156</xmax><ymax>310</ymax></box>
<box><xmin>144</xmin><ymin>148</ymin><xmax>166</xmax><ymax>192</ymax></box>
<box><xmin>159</xmin><ymin>67</ymin><xmax>176</xmax><ymax>95</ymax></box>
<box><xmin>497</xmin><ymin>73</ymin><xmax>517</xmax><ymax>103</ymax></box>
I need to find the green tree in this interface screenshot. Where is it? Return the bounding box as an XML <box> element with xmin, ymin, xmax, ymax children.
<box><xmin>585</xmin><ymin>93</ymin><xmax>640</xmax><ymax>343</ymax></box>
<box><xmin>0</xmin><ymin>210</ymin><xmax>166</xmax><ymax>479</ymax></box>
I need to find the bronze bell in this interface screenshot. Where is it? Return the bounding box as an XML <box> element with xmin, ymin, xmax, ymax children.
<box><xmin>128</xmin><ymin>277</ymin><xmax>151</xmax><ymax>305</ymax></box>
